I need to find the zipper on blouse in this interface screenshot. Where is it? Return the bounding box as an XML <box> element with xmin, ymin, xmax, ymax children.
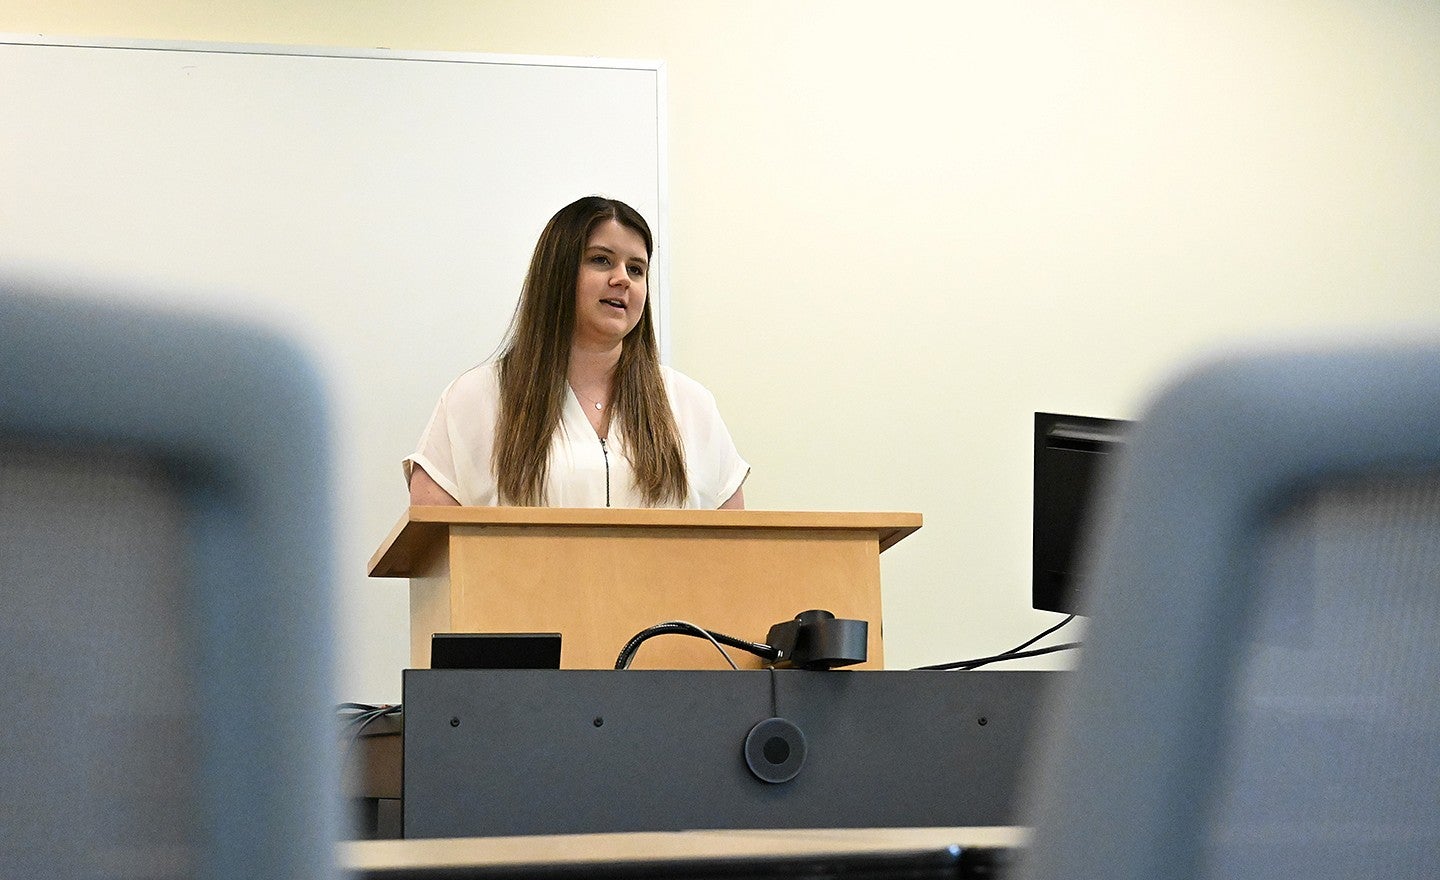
<box><xmin>599</xmin><ymin>437</ymin><xmax>611</xmax><ymax>508</ymax></box>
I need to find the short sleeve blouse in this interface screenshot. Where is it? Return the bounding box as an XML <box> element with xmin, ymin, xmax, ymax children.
<box><xmin>404</xmin><ymin>362</ymin><xmax>749</xmax><ymax>509</ymax></box>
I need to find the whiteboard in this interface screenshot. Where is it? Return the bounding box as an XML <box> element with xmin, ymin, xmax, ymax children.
<box><xmin>0</xmin><ymin>36</ymin><xmax>667</xmax><ymax>699</ymax></box>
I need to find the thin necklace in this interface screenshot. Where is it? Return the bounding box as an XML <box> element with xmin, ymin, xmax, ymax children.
<box><xmin>574</xmin><ymin>386</ymin><xmax>607</xmax><ymax>411</ymax></box>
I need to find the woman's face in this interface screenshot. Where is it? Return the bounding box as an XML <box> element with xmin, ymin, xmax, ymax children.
<box><xmin>572</xmin><ymin>218</ymin><xmax>649</xmax><ymax>349</ymax></box>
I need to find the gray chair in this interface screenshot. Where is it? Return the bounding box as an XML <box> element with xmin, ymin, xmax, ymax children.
<box><xmin>0</xmin><ymin>278</ymin><xmax>339</xmax><ymax>880</ymax></box>
<box><xmin>1020</xmin><ymin>341</ymin><xmax>1440</xmax><ymax>880</ymax></box>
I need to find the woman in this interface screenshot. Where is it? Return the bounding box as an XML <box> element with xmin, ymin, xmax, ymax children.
<box><xmin>405</xmin><ymin>196</ymin><xmax>749</xmax><ymax>509</ymax></box>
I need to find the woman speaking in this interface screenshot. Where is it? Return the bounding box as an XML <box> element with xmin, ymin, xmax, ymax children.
<box><xmin>405</xmin><ymin>196</ymin><xmax>748</xmax><ymax>509</ymax></box>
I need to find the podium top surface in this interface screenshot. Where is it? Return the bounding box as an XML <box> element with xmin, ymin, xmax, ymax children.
<box><xmin>368</xmin><ymin>507</ymin><xmax>922</xmax><ymax>578</ymax></box>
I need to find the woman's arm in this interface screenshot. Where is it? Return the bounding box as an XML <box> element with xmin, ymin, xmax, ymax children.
<box><xmin>719</xmin><ymin>485</ymin><xmax>745</xmax><ymax>510</ymax></box>
<box><xmin>409</xmin><ymin>464</ymin><xmax>461</xmax><ymax>506</ymax></box>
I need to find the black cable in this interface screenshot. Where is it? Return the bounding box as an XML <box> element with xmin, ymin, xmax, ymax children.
<box><xmin>338</xmin><ymin>702</ymin><xmax>400</xmax><ymax>729</ymax></box>
<box><xmin>917</xmin><ymin>641</ymin><xmax>1081</xmax><ymax>672</ymax></box>
<box><xmin>913</xmin><ymin>614</ymin><xmax>1080</xmax><ymax>671</ymax></box>
<box><xmin>1003</xmin><ymin>614</ymin><xmax>1076</xmax><ymax>656</ymax></box>
<box><xmin>338</xmin><ymin>701</ymin><xmax>398</xmax><ymax>718</ymax></box>
<box><xmin>615</xmin><ymin>620</ymin><xmax>781</xmax><ymax>670</ymax></box>
<box><xmin>336</xmin><ymin>703</ymin><xmax>402</xmax><ymax>768</ymax></box>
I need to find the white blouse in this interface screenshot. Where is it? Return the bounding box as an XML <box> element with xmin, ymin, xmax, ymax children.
<box><xmin>404</xmin><ymin>362</ymin><xmax>749</xmax><ymax>509</ymax></box>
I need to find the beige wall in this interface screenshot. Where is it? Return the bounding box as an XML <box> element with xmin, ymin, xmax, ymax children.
<box><xmin>7</xmin><ymin>1</ymin><xmax>1440</xmax><ymax>694</ymax></box>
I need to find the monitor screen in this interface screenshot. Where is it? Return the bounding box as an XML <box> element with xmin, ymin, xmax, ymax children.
<box><xmin>1032</xmin><ymin>412</ymin><xmax>1131</xmax><ymax>614</ymax></box>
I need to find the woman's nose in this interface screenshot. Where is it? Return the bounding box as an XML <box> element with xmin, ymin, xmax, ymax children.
<box><xmin>609</xmin><ymin>269</ymin><xmax>629</xmax><ymax>287</ymax></box>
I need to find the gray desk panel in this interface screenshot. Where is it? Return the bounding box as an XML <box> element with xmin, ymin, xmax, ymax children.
<box><xmin>402</xmin><ymin>670</ymin><xmax>1054</xmax><ymax>839</ymax></box>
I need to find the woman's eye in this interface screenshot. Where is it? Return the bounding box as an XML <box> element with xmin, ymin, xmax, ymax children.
<box><xmin>627</xmin><ymin>264</ymin><xmax>644</xmax><ymax>277</ymax></box>
<box><xmin>590</xmin><ymin>254</ymin><xmax>610</xmax><ymax>266</ymax></box>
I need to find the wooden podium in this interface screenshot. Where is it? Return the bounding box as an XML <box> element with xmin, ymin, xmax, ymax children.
<box><xmin>368</xmin><ymin>507</ymin><xmax>921</xmax><ymax>670</ymax></box>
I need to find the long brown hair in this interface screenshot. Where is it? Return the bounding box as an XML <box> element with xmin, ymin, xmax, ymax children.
<box><xmin>493</xmin><ymin>196</ymin><xmax>687</xmax><ymax>506</ymax></box>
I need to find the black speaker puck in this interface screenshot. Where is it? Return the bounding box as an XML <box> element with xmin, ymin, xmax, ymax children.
<box><xmin>744</xmin><ymin>717</ymin><xmax>806</xmax><ymax>783</ymax></box>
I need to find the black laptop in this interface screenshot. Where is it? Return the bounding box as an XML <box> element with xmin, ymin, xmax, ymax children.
<box><xmin>429</xmin><ymin>632</ymin><xmax>562</xmax><ymax>670</ymax></box>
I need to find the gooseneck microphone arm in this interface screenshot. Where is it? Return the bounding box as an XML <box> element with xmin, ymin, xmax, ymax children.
<box><xmin>613</xmin><ymin>621</ymin><xmax>782</xmax><ymax>670</ymax></box>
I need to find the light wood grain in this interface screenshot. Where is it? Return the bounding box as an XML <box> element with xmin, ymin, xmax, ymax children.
<box><xmin>369</xmin><ymin>508</ymin><xmax>921</xmax><ymax>576</ymax></box>
<box><xmin>369</xmin><ymin>507</ymin><xmax>922</xmax><ymax>670</ymax></box>
<box><xmin>340</xmin><ymin>826</ymin><xmax>1026</xmax><ymax>872</ymax></box>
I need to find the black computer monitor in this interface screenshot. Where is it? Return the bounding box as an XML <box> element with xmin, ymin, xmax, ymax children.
<box><xmin>1032</xmin><ymin>412</ymin><xmax>1131</xmax><ymax>615</ymax></box>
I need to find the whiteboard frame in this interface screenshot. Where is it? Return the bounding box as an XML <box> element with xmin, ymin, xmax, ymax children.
<box><xmin>0</xmin><ymin>33</ymin><xmax>673</xmax><ymax>360</ymax></box>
